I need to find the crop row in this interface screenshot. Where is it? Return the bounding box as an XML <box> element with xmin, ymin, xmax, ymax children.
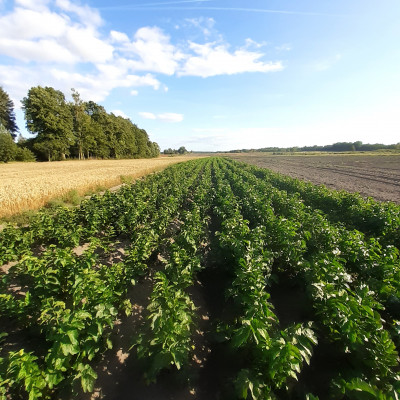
<box><xmin>1</xmin><ymin>157</ymin><xmax>400</xmax><ymax>399</ymax></box>
<box><xmin>0</xmin><ymin>159</ymin><xmax>210</xmax><ymax>399</ymax></box>
<box><xmin>213</xmin><ymin>158</ymin><xmax>400</xmax><ymax>398</ymax></box>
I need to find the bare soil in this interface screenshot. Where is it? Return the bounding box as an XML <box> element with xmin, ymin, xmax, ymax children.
<box><xmin>226</xmin><ymin>153</ymin><xmax>400</xmax><ymax>203</ymax></box>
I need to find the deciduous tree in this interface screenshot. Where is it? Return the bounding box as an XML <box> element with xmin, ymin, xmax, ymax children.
<box><xmin>0</xmin><ymin>125</ymin><xmax>17</xmax><ymax>162</ymax></box>
<box><xmin>0</xmin><ymin>87</ymin><xmax>18</xmax><ymax>139</ymax></box>
<box><xmin>70</xmin><ymin>88</ymin><xmax>92</xmax><ymax>160</ymax></box>
<box><xmin>22</xmin><ymin>86</ymin><xmax>74</xmax><ymax>161</ymax></box>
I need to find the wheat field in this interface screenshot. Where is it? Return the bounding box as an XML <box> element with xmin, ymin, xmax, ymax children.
<box><xmin>0</xmin><ymin>156</ymin><xmax>202</xmax><ymax>218</ymax></box>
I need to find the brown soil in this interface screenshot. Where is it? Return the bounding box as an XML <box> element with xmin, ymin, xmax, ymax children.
<box><xmin>226</xmin><ymin>153</ymin><xmax>400</xmax><ymax>203</ymax></box>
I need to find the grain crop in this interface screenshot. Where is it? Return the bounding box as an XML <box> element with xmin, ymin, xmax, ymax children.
<box><xmin>0</xmin><ymin>156</ymin><xmax>202</xmax><ymax>217</ymax></box>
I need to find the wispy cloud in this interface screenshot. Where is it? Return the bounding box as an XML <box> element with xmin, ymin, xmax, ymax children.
<box><xmin>312</xmin><ymin>53</ymin><xmax>342</xmax><ymax>71</ymax></box>
<box><xmin>111</xmin><ymin>109</ymin><xmax>130</xmax><ymax>119</ymax></box>
<box><xmin>158</xmin><ymin>112</ymin><xmax>184</xmax><ymax>122</ymax></box>
<box><xmin>99</xmin><ymin>0</ymin><xmax>212</xmax><ymax>11</ymax></box>
<box><xmin>276</xmin><ymin>43</ymin><xmax>292</xmax><ymax>51</ymax></box>
<box><xmin>102</xmin><ymin>4</ymin><xmax>345</xmax><ymax>17</ymax></box>
<box><xmin>139</xmin><ymin>111</ymin><xmax>184</xmax><ymax>122</ymax></box>
<box><xmin>185</xmin><ymin>17</ymin><xmax>216</xmax><ymax>37</ymax></box>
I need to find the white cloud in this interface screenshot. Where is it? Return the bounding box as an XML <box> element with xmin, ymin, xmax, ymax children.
<box><xmin>158</xmin><ymin>113</ymin><xmax>183</xmax><ymax>122</ymax></box>
<box><xmin>119</xmin><ymin>26</ymin><xmax>185</xmax><ymax>75</ymax></box>
<box><xmin>179</xmin><ymin>42</ymin><xmax>284</xmax><ymax>77</ymax></box>
<box><xmin>244</xmin><ymin>38</ymin><xmax>267</xmax><ymax>49</ymax></box>
<box><xmin>55</xmin><ymin>0</ymin><xmax>102</xmax><ymax>27</ymax></box>
<box><xmin>139</xmin><ymin>111</ymin><xmax>183</xmax><ymax>122</ymax></box>
<box><xmin>185</xmin><ymin>17</ymin><xmax>215</xmax><ymax>37</ymax></box>
<box><xmin>130</xmin><ymin>90</ymin><xmax>139</xmax><ymax>96</ymax></box>
<box><xmin>0</xmin><ymin>65</ymin><xmax>44</xmax><ymax>104</ymax></box>
<box><xmin>111</xmin><ymin>109</ymin><xmax>130</xmax><ymax>119</ymax></box>
<box><xmin>0</xmin><ymin>38</ymin><xmax>78</xmax><ymax>63</ymax></box>
<box><xmin>49</xmin><ymin>69</ymin><xmax>161</xmax><ymax>101</ymax></box>
<box><xmin>276</xmin><ymin>43</ymin><xmax>292</xmax><ymax>51</ymax></box>
<box><xmin>110</xmin><ymin>30</ymin><xmax>130</xmax><ymax>43</ymax></box>
<box><xmin>139</xmin><ymin>112</ymin><xmax>157</xmax><ymax>120</ymax></box>
<box><xmin>0</xmin><ymin>8</ymin><xmax>68</xmax><ymax>40</ymax></box>
<box><xmin>15</xmin><ymin>0</ymin><xmax>50</xmax><ymax>12</ymax></box>
<box><xmin>64</xmin><ymin>27</ymin><xmax>113</xmax><ymax>63</ymax></box>
<box><xmin>0</xmin><ymin>2</ymin><xmax>285</xmax><ymax>106</ymax></box>
<box><xmin>0</xmin><ymin>4</ymin><xmax>112</xmax><ymax>64</ymax></box>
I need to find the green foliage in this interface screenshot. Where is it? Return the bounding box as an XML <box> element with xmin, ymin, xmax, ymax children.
<box><xmin>0</xmin><ymin>86</ymin><xmax>18</xmax><ymax>138</ymax></box>
<box><xmin>15</xmin><ymin>147</ymin><xmax>36</xmax><ymax>161</ymax></box>
<box><xmin>22</xmin><ymin>86</ymin><xmax>74</xmax><ymax>161</ymax></box>
<box><xmin>229</xmin><ymin>141</ymin><xmax>400</xmax><ymax>153</ymax></box>
<box><xmin>1</xmin><ymin>157</ymin><xmax>400</xmax><ymax>399</ymax></box>
<box><xmin>20</xmin><ymin>86</ymin><xmax>160</xmax><ymax>161</ymax></box>
<box><xmin>332</xmin><ymin>377</ymin><xmax>400</xmax><ymax>399</ymax></box>
<box><xmin>0</xmin><ymin>126</ymin><xmax>17</xmax><ymax>162</ymax></box>
<box><xmin>163</xmin><ymin>146</ymin><xmax>188</xmax><ymax>155</ymax></box>
<box><xmin>4</xmin><ymin>350</ymin><xmax>48</xmax><ymax>400</ymax></box>
<box><xmin>135</xmin><ymin>272</ymin><xmax>195</xmax><ymax>381</ymax></box>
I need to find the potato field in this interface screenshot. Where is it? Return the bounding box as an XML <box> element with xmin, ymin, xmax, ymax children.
<box><xmin>1</xmin><ymin>157</ymin><xmax>400</xmax><ymax>399</ymax></box>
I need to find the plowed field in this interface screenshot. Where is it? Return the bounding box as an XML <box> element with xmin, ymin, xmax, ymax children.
<box><xmin>226</xmin><ymin>153</ymin><xmax>400</xmax><ymax>203</ymax></box>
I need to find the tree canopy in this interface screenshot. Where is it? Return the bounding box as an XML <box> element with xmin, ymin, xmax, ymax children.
<box><xmin>164</xmin><ymin>146</ymin><xmax>188</xmax><ymax>155</ymax></box>
<box><xmin>0</xmin><ymin>125</ymin><xmax>35</xmax><ymax>163</ymax></box>
<box><xmin>228</xmin><ymin>141</ymin><xmax>400</xmax><ymax>154</ymax></box>
<box><xmin>0</xmin><ymin>87</ymin><xmax>18</xmax><ymax>139</ymax></box>
<box><xmin>20</xmin><ymin>86</ymin><xmax>160</xmax><ymax>161</ymax></box>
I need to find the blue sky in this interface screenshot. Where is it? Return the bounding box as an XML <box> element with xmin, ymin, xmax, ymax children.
<box><xmin>0</xmin><ymin>0</ymin><xmax>399</xmax><ymax>151</ymax></box>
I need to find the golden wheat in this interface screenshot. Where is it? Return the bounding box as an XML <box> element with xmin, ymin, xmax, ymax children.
<box><xmin>0</xmin><ymin>156</ymin><xmax>202</xmax><ymax>218</ymax></box>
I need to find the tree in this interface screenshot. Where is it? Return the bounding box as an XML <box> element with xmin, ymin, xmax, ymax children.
<box><xmin>70</xmin><ymin>88</ymin><xmax>92</xmax><ymax>160</ymax></box>
<box><xmin>84</xmin><ymin>101</ymin><xmax>108</xmax><ymax>158</ymax></box>
<box><xmin>178</xmin><ymin>146</ymin><xmax>188</xmax><ymax>154</ymax></box>
<box><xmin>22</xmin><ymin>86</ymin><xmax>74</xmax><ymax>161</ymax></box>
<box><xmin>0</xmin><ymin>125</ymin><xmax>17</xmax><ymax>162</ymax></box>
<box><xmin>136</xmin><ymin>129</ymin><xmax>151</xmax><ymax>158</ymax></box>
<box><xmin>150</xmin><ymin>141</ymin><xmax>160</xmax><ymax>157</ymax></box>
<box><xmin>0</xmin><ymin>87</ymin><xmax>18</xmax><ymax>139</ymax></box>
<box><xmin>353</xmin><ymin>141</ymin><xmax>363</xmax><ymax>151</ymax></box>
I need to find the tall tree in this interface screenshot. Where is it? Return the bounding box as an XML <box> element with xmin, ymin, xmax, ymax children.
<box><xmin>84</xmin><ymin>101</ymin><xmax>110</xmax><ymax>158</ymax></box>
<box><xmin>22</xmin><ymin>86</ymin><xmax>74</xmax><ymax>161</ymax></box>
<box><xmin>136</xmin><ymin>129</ymin><xmax>151</xmax><ymax>158</ymax></box>
<box><xmin>70</xmin><ymin>88</ymin><xmax>92</xmax><ymax>160</ymax></box>
<box><xmin>0</xmin><ymin>86</ymin><xmax>18</xmax><ymax>139</ymax></box>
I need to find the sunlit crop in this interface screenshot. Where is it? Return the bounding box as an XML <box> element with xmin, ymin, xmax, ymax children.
<box><xmin>0</xmin><ymin>156</ymin><xmax>199</xmax><ymax>217</ymax></box>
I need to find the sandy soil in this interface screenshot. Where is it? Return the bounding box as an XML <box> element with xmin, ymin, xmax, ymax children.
<box><xmin>226</xmin><ymin>153</ymin><xmax>400</xmax><ymax>203</ymax></box>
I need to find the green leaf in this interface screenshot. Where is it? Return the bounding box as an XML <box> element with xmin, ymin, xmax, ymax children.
<box><xmin>67</xmin><ymin>330</ymin><xmax>79</xmax><ymax>346</ymax></box>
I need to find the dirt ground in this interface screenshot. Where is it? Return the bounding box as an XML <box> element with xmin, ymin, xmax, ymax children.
<box><xmin>226</xmin><ymin>153</ymin><xmax>400</xmax><ymax>203</ymax></box>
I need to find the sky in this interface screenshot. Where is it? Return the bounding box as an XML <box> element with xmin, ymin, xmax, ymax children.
<box><xmin>0</xmin><ymin>0</ymin><xmax>399</xmax><ymax>151</ymax></box>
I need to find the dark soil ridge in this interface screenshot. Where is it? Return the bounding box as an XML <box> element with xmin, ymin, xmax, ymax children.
<box><xmin>227</xmin><ymin>154</ymin><xmax>400</xmax><ymax>203</ymax></box>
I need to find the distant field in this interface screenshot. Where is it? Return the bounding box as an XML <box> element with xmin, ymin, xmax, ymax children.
<box><xmin>0</xmin><ymin>156</ymin><xmax>201</xmax><ymax>217</ymax></box>
<box><xmin>226</xmin><ymin>153</ymin><xmax>400</xmax><ymax>203</ymax></box>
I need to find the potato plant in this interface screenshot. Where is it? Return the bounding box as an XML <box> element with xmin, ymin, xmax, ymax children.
<box><xmin>1</xmin><ymin>157</ymin><xmax>400</xmax><ymax>399</ymax></box>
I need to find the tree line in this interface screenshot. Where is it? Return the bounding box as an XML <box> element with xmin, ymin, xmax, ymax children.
<box><xmin>228</xmin><ymin>141</ymin><xmax>400</xmax><ymax>154</ymax></box>
<box><xmin>0</xmin><ymin>86</ymin><xmax>160</xmax><ymax>162</ymax></box>
<box><xmin>163</xmin><ymin>146</ymin><xmax>188</xmax><ymax>155</ymax></box>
